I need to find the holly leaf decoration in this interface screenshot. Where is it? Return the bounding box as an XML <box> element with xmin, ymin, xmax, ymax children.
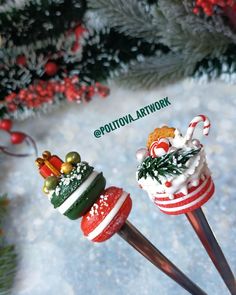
<box><xmin>137</xmin><ymin>148</ymin><xmax>201</xmax><ymax>184</ymax></box>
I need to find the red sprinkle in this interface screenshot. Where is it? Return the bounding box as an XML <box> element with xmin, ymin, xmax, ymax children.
<box><xmin>165</xmin><ymin>181</ymin><xmax>172</xmax><ymax>187</ymax></box>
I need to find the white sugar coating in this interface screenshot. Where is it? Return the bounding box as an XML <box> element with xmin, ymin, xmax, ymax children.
<box><xmin>55</xmin><ymin>187</ymin><xmax>61</xmax><ymax>196</ymax></box>
<box><xmin>51</xmin><ymin>164</ymin><xmax>91</xmax><ymax>201</ymax></box>
<box><xmin>63</xmin><ymin>178</ymin><xmax>70</xmax><ymax>186</ymax></box>
<box><xmin>89</xmin><ymin>203</ymin><xmax>100</xmax><ymax>217</ymax></box>
<box><xmin>87</xmin><ymin>193</ymin><xmax>112</xmax><ymax>219</ymax></box>
<box><xmin>99</xmin><ymin>199</ymin><xmax>108</xmax><ymax>206</ymax></box>
<box><xmin>86</xmin><ymin>191</ymin><xmax>128</xmax><ymax>241</ymax></box>
<box><xmin>47</xmin><ymin>191</ymin><xmax>54</xmax><ymax>200</ymax></box>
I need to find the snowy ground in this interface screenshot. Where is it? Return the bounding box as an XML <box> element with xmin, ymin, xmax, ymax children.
<box><xmin>1</xmin><ymin>80</ymin><xmax>236</xmax><ymax>295</ymax></box>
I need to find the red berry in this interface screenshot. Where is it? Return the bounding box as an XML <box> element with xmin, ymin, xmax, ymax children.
<box><xmin>165</xmin><ymin>181</ymin><xmax>172</xmax><ymax>187</ymax></box>
<box><xmin>71</xmin><ymin>76</ymin><xmax>79</xmax><ymax>84</ymax></box>
<box><xmin>193</xmin><ymin>0</ymin><xmax>232</xmax><ymax>15</ymax></box>
<box><xmin>5</xmin><ymin>93</ymin><xmax>17</xmax><ymax>102</ymax></box>
<box><xmin>71</xmin><ymin>42</ymin><xmax>80</xmax><ymax>52</ymax></box>
<box><xmin>95</xmin><ymin>83</ymin><xmax>110</xmax><ymax>97</ymax></box>
<box><xmin>19</xmin><ymin>90</ymin><xmax>27</xmax><ymax>99</ymax></box>
<box><xmin>16</xmin><ymin>55</ymin><xmax>27</xmax><ymax>66</ymax></box>
<box><xmin>44</xmin><ymin>62</ymin><xmax>58</xmax><ymax>76</ymax></box>
<box><xmin>0</xmin><ymin>119</ymin><xmax>13</xmax><ymax>131</ymax></box>
<box><xmin>74</xmin><ymin>25</ymin><xmax>86</xmax><ymax>38</ymax></box>
<box><xmin>7</xmin><ymin>103</ymin><xmax>18</xmax><ymax>112</ymax></box>
<box><xmin>205</xmin><ymin>8</ymin><xmax>213</xmax><ymax>15</ymax></box>
<box><xmin>193</xmin><ymin>7</ymin><xmax>200</xmax><ymax>14</ymax></box>
<box><xmin>10</xmin><ymin>132</ymin><xmax>26</xmax><ymax>144</ymax></box>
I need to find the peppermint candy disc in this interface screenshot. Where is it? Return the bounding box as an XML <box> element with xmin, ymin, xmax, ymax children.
<box><xmin>150</xmin><ymin>138</ymin><xmax>170</xmax><ymax>158</ymax></box>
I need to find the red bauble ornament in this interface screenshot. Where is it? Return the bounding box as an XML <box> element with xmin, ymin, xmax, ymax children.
<box><xmin>16</xmin><ymin>55</ymin><xmax>27</xmax><ymax>66</ymax></box>
<box><xmin>10</xmin><ymin>132</ymin><xmax>26</xmax><ymax>144</ymax></box>
<box><xmin>0</xmin><ymin>119</ymin><xmax>12</xmax><ymax>131</ymax></box>
<box><xmin>44</xmin><ymin>62</ymin><xmax>58</xmax><ymax>76</ymax></box>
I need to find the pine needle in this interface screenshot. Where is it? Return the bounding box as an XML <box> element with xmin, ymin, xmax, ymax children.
<box><xmin>115</xmin><ymin>53</ymin><xmax>197</xmax><ymax>89</ymax></box>
<box><xmin>89</xmin><ymin>0</ymin><xmax>236</xmax><ymax>88</ymax></box>
<box><xmin>0</xmin><ymin>245</ymin><xmax>17</xmax><ymax>295</ymax></box>
<box><xmin>138</xmin><ymin>148</ymin><xmax>200</xmax><ymax>183</ymax></box>
<box><xmin>87</xmin><ymin>0</ymin><xmax>161</xmax><ymax>43</ymax></box>
<box><xmin>0</xmin><ymin>195</ymin><xmax>17</xmax><ymax>295</ymax></box>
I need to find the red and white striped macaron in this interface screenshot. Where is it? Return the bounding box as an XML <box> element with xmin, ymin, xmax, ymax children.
<box><xmin>149</xmin><ymin>138</ymin><xmax>170</xmax><ymax>158</ymax></box>
<box><xmin>152</xmin><ymin>176</ymin><xmax>214</xmax><ymax>215</ymax></box>
<box><xmin>81</xmin><ymin>187</ymin><xmax>132</xmax><ymax>242</ymax></box>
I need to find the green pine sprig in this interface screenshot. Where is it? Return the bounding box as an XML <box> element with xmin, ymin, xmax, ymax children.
<box><xmin>0</xmin><ymin>195</ymin><xmax>17</xmax><ymax>295</ymax></box>
<box><xmin>0</xmin><ymin>245</ymin><xmax>17</xmax><ymax>294</ymax></box>
<box><xmin>0</xmin><ymin>194</ymin><xmax>9</xmax><ymax>229</ymax></box>
<box><xmin>138</xmin><ymin>148</ymin><xmax>200</xmax><ymax>184</ymax></box>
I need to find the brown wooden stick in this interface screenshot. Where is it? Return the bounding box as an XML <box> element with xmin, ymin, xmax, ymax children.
<box><xmin>118</xmin><ymin>220</ymin><xmax>207</xmax><ymax>295</ymax></box>
<box><xmin>186</xmin><ymin>208</ymin><xmax>236</xmax><ymax>295</ymax></box>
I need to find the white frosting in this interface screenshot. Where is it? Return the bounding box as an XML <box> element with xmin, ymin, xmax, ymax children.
<box><xmin>58</xmin><ymin>171</ymin><xmax>99</xmax><ymax>214</ymax></box>
<box><xmin>155</xmin><ymin>177</ymin><xmax>209</xmax><ymax>205</ymax></box>
<box><xmin>157</xmin><ymin>179</ymin><xmax>213</xmax><ymax>213</ymax></box>
<box><xmin>136</xmin><ymin>148</ymin><xmax>148</xmax><ymax>163</ymax></box>
<box><xmin>137</xmin><ymin>129</ymin><xmax>211</xmax><ymax>200</ymax></box>
<box><xmin>87</xmin><ymin>191</ymin><xmax>128</xmax><ymax>241</ymax></box>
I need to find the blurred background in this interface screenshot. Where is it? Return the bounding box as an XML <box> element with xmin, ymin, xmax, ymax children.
<box><xmin>0</xmin><ymin>1</ymin><xmax>236</xmax><ymax>294</ymax></box>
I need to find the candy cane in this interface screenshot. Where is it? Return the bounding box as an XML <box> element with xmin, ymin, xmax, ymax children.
<box><xmin>150</xmin><ymin>138</ymin><xmax>170</xmax><ymax>158</ymax></box>
<box><xmin>185</xmin><ymin>115</ymin><xmax>211</xmax><ymax>141</ymax></box>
